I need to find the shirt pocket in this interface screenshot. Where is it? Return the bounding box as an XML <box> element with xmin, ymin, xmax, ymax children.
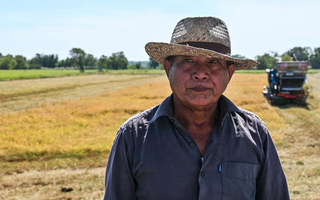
<box><xmin>221</xmin><ymin>161</ymin><xmax>260</xmax><ymax>200</ymax></box>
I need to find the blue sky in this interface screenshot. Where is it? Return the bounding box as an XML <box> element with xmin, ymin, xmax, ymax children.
<box><xmin>1</xmin><ymin>0</ymin><xmax>319</xmax><ymax>61</ymax></box>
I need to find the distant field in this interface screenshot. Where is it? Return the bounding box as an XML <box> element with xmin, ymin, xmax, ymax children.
<box><xmin>307</xmin><ymin>69</ymin><xmax>320</xmax><ymax>74</ymax></box>
<box><xmin>0</xmin><ymin>69</ymin><xmax>166</xmax><ymax>81</ymax></box>
<box><xmin>236</xmin><ymin>69</ymin><xmax>320</xmax><ymax>74</ymax></box>
<box><xmin>0</xmin><ymin>69</ymin><xmax>98</xmax><ymax>81</ymax></box>
<box><xmin>1</xmin><ymin>69</ymin><xmax>319</xmax><ymax>81</ymax></box>
<box><xmin>0</xmin><ymin>72</ymin><xmax>319</xmax><ymax>199</ymax></box>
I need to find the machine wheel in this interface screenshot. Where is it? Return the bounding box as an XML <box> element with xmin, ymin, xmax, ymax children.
<box><xmin>271</xmin><ymin>97</ymin><xmax>285</xmax><ymax>105</ymax></box>
<box><xmin>293</xmin><ymin>98</ymin><xmax>307</xmax><ymax>106</ymax></box>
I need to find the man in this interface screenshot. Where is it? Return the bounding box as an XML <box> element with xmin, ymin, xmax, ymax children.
<box><xmin>104</xmin><ymin>16</ymin><xmax>290</xmax><ymax>200</ymax></box>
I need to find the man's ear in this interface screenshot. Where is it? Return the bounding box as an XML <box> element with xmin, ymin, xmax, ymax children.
<box><xmin>163</xmin><ymin>59</ymin><xmax>172</xmax><ymax>78</ymax></box>
<box><xmin>228</xmin><ymin>64</ymin><xmax>236</xmax><ymax>82</ymax></box>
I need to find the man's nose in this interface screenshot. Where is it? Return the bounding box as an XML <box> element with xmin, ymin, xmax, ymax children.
<box><xmin>191</xmin><ymin>63</ymin><xmax>210</xmax><ymax>80</ymax></box>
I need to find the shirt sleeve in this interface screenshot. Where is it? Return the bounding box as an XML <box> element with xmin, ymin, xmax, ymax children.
<box><xmin>103</xmin><ymin>128</ymin><xmax>136</xmax><ymax>200</ymax></box>
<box><xmin>255</xmin><ymin>120</ymin><xmax>290</xmax><ymax>200</ymax></box>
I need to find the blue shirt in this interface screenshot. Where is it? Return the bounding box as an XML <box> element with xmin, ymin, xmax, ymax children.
<box><xmin>104</xmin><ymin>95</ymin><xmax>290</xmax><ymax>200</ymax></box>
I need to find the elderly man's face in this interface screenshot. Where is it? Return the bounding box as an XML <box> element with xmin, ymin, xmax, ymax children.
<box><xmin>164</xmin><ymin>56</ymin><xmax>235</xmax><ymax>111</ymax></box>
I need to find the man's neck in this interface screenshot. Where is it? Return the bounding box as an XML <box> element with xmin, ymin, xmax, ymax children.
<box><xmin>172</xmin><ymin>96</ymin><xmax>219</xmax><ymax>134</ymax></box>
<box><xmin>172</xmin><ymin>96</ymin><xmax>219</xmax><ymax>157</ymax></box>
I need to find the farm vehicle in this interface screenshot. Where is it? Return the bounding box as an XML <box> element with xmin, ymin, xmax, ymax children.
<box><xmin>263</xmin><ymin>60</ymin><xmax>310</xmax><ymax>105</ymax></box>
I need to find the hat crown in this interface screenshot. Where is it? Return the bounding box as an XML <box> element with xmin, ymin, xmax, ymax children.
<box><xmin>144</xmin><ymin>16</ymin><xmax>259</xmax><ymax>70</ymax></box>
<box><xmin>170</xmin><ymin>17</ymin><xmax>231</xmax><ymax>48</ymax></box>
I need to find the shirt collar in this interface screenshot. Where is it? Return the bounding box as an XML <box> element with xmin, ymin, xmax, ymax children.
<box><xmin>218</xmin><ymin>95</ymin><xmax>242</xmax><ymax>118</ymax></box>
<box><xmin>149</xmin><ymin>94</ymin><xmax>174</xmax><ymax>123</ymax></box>
<box><xmin>149</xmin><ymin>94</ymin><xmax>244</xmax><ymax>124</ymax></box>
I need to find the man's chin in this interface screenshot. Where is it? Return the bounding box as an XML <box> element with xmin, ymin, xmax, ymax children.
<box><xmin>185</xmin><ymin>99</ymin><xmax>217</xmax><ymax>110</ymax></box>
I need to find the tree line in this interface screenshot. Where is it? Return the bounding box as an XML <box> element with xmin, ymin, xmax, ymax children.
<box><xmin>251</xmin><ymin>46</ymin><xmax>320</xmax><ymax>69</ymax></box>
<box><xmin>1</xmin><ymin>46</ymin><xmax>320</xmax><ymax>72</ymax></box>
<box><xmin>0</xmin><ymin>48</ymin><xmax>160</xmax><ymax>72</ymax></box>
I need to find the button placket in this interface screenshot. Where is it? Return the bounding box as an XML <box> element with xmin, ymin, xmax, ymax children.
<box><xmin>170</xmin><ymin>118</ymin><xmax>200</xmax><ymax>158</ymax></box>
<box><xmin>200</xmin><ymin>171</ymin><xmax>204</xmax><ymax>177</ymax></box>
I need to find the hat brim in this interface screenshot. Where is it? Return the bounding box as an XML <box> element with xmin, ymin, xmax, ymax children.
<box><xmin>145</xmin><ymin>42</ymin><xmax>259</xmax><ymax>70</ymax></box>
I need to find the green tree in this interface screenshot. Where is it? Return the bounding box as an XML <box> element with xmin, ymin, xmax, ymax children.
<box><xmin>281</xmin><ymin>54</ymin><xmax>292</xmax><ymax>61</ymax></box>
<box><xmin>117</xmin><ymin>52</ymin><xmax>128</xmax><ymax>69</ymax></box>
<box><xmin>285</xmin><ymin>47</ymin><xmax>311</xmax><ymax>61</ymax></box>
<box><xmin>70</xmin><ymin>48</ymin><xmax>86</xmax><ymax>72</ymax></box>
<box><xmin>310</xmin><ymin>47</ymin><xmax>320</xmax><ymax>69</ymax></box>
<box><xmin>0</xmin><ymin>56</ymin><xmax>18</xmax><ymax>69</ymax></box>
<box><xmin>108</xmin><ymin>52</ymin><xmax>128</xmax><ymax>70</ymax></box>
<box><xmin>48</xmin><ymin>54</ymin><xmax>58</xmax><ymax>68</ymax></box>
<box><xmin>84</xmin><ymin>54</ymin><xmax>98</xmax><ymax>69</ymax></box>
<box><xmin>14</xmin><ymin>55</ymin><xmax>29</xmax><ymax>69</ymax></box>
<box><xmin>108</xmin><ymin>54</ymin><xmax>118</xmax><ymax>69</ymax></box>
<box><xmin>40</xmin><ymin>54</ymin><xmax>58</xmax><ymax>68</ymax></box>
<box><xmin>256</xmin><ymin>53</ymin><xmax>279</xmax><ymax>69</ymax></box>
<box><xmin>149</xmin><ymin>57</ymin><xmax>159</xmax><ymax>69</ymax></box>
<box><xmin>135</xmin><ymin>62</ymin><xmax>141</xmax><ymax>69</ymax></box>
<box><xmin>41</xmin><ymin>55</ymin><xmax>50</xmax><ymax>68</ymax></box>
<box><xmin>65</xmin><ymin>57</ymin><xmax>76</xmax><ymax>67</ymax></box>
<box><xmin>98</xmin><ymin>55</ymin><xmax>109</xmax><ymax>72</ymax></box>
<box><xmin>29</xmin><ymin>54</ymin><xmax>43</xmax><ymax>69</ymax></box>
<box><xmin>58</xmin><ymin>59</ymin><xmax>66</xmax><ymax>67</ymax></box>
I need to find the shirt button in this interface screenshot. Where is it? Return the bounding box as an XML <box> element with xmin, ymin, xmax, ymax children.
<box><xmin>189</xmin><ymin>142</ymin><xmax>195</xmax><ymax>147</ymax></box>
<box><xmin>200</xmin><ymin>171</ymin><xmax>204</xmax><ymax>177</ymax></box>
<box><xmin>170</xmin><ymin>119</ymin><xmax>174</xmax><ymax>123</ymax></box>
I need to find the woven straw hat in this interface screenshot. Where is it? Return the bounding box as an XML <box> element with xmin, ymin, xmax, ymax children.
<box><xmin>145</xmin><ymin>17</ymin><xmax>259</xmax><ymax>70</ymax></box>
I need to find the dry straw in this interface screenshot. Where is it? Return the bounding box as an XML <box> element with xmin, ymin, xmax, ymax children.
<box><xmin>145</xmin><ymin>16</ymin><xmax>259</xmax><ymax>70</ymax></box>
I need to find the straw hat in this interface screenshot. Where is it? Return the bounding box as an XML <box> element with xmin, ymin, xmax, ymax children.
<box><xmin>145</xmin><ymin>17</ymin><xmax>259</xmax><ymax>70</ymax></box>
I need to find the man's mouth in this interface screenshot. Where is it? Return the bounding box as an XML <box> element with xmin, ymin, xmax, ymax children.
<box><xmin>191</xmin><ymin>87</ymin><xmax>210</xmax><ymax>92</ymax></box>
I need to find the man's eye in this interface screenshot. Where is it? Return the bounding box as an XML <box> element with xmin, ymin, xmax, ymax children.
<box><xmin>209</xmin><ymin>60</ymin><xmax>219</xmax><ymax>64</ymax></box>
<box><xmin>184</xmin><ymin>59</ymin><xmax>194</xmax><ymax>63</ymax></box>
